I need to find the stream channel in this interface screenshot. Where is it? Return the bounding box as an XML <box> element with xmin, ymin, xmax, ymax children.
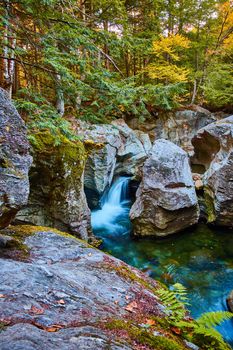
<box><xmin>91</xmin><ymin>176</ymin><xmax>233</xmax><ymax>346</ymax></box>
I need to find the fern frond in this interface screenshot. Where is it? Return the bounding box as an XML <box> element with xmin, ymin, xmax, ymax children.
<box><xmin>196</xmin><ymin>311</ymin><xmax>233</xmax><ymax>328</ymax></box>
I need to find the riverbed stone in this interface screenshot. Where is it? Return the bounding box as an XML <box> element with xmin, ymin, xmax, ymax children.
<box><xmin>192</xmin><ymin>115</ymin><xmax>233</xmax><ymax>226</ymax></box>
<box><xmin>0</xmin><ymin>225</ymin><xmax>199</xmax><ymax>350</ymax></box>
<box><xmin>0</xmin><ymin>88</ymin><xmax>32</xmax><ymax>228</ymax></box>
<box><xmin>130</xmin><ymin>139</ymin><xmax>199</xmax><ymax>237</ymax></box>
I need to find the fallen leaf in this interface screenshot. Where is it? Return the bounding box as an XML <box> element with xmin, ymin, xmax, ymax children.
<box><xmin>114</xmin><ymin>300</ymin><xmax>119</xmax><ymax>305</ymax></box>
<box><xmin>57</xmin><ymin>299</ymin><xmax>65</xmax><ymax>305</ymax></box>
<box><xmin>125</xmin><ymin>295</ymin><xmax>130</xmax><ymax>300</ymax></box>
<box><xmin>145</xmin><ymin>319</ymin><xmax>156</xmax><ymax>326</ymax></box>
<box><xmin>125</xmin><ymin>301</ymin><xmax>138</xmax><ymax>312</ymax></box>
<box><xmin>29</xmin><ymin>306</ymin><xmax>44</xmax><ymax>315</ymax></box>
<box><xmin>0</xmin><ymin>294</ymin><xmax>6</xmax><ymax>298</ymax></box>
<box><xmin>171</xmin><ymin>326</ymin><xmax>181</xmax><ymax>335</ymax></box>
<box><xmin>46</xmin><ymin>325</ymin><xmax>62</xmax><ymax>332</ymax></box>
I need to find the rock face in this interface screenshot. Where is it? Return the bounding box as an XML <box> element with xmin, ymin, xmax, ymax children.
<box><xmin>153</xmin><ymin>107</ymin><xmax>216</xmax><ymax>154</ymax></box>
<box><xmin>192</xmin><ymin>116</ymin><xmax>233</xmax><ymax>226</ymax></box>
<box><xmin>78</xmin><ymin>119</ymin><xmax>151</xmax><ymax>202</ymax></box>
<box><xmin>126</xmin><ymin>106</ymin><xmax>215</xmax><ymax>154</ymax></box>
<box><xmin>130</xmin><ymin>139</ymin><xmax>199</xmax><ymax>237</ymax></box>
<box><xmin>0</xmin><ymin>225</ymin><xmax>200</xmax><ymax>350</ymax></box>
<box><xmin>16</xmin><ymin>132</ymin><xmax>92</xmax><ymax>240</ymax></box>
<box><xmin>0</xmin><ymin>88</ymin><xmax>32</xmax><ymax>228</ymax></box>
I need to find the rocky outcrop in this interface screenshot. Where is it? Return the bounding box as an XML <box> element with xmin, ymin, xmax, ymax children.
<box><xmin>153</xmin><ymin>107</ymin><xmax>215</xmax><ymax>154</ymax></box>
<box><xmin>130</xmin><ymin>139</ymin><xmax>199</xmax><ymax>237</ymax></box>
<box><xmin>80</xmin><ymin>122</ymin><xmax>121</xmax><ymax>196</ymax></box>
<box><xmin>112</xmin><ymin>120</ymin><xmax>152</xmax><ymax>177</ymax></box>
<box><xmin>126</xmin><ymin>106</ymin><xmax>215</xmax><ymax>154</ymax></box>
<box><xmin>16</xmin><ymin>132</ymin><xmax>92</xmax><ymax>240</ymax></box>
<box><xmin>0</xmin><ymin>224</ymin><xmax>206</xmax><ymax>350</ymax></box>
<box><xmin>0</xmin><ymin>88</ymin><xmax>32</xmax><ymax>228</ymax></box>
<box><xmin>78</xmin><ymin>119</ymin><xmax>151</xmax><ymax>200</ymax></box>
<box><xmin>192</xmin><ymin>116</ymin><xmax>233</xmax><ymax>226</ymax></box>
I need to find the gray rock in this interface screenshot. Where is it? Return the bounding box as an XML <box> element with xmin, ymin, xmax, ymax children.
<box><xmin>0</xmin><ymin>225</ymin><xmax>196</xmax><ymax>349</ymax></box>
<box><xmin>112</xmin><ymin>119</ymin><xmax>152</xmax><ymax>177</ymax></box>
<box><xmin>153</xmin><ymin>107</ymin><xmax>215</xmax><ymax>155</ymax></box>
<box><xmin>16</xmin><ymin>132</ymin><xmax>92</xmax><ymax>240</ymax></box>
<box><xmin>0</xmin><ymin>88</ymin><xmax>32</xmax><ymax>228</ymax></box>
<box><xmin>78</xmin><ymin>119</ymin><xmax>151</xmax><ymax>200</ymax></box>
<box><xmin>130</xmin><ymin>139</ymin><xmax>199</xmax><ymax>237</ymax></box>
<box><xmin>192</xmin><ymin>115</ymin><xmax>233</xmax><ymax>226</ymax></box>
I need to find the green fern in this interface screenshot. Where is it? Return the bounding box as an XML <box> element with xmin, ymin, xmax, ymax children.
<box><xmin>196</xmin><ymin>311</ymin><xmax>233</xmax><ymax>329</ymax></box>
<box><xmin>157</xmin><ymin>284</ymin><xmax>233</xmax><ymax>350</ymax></box>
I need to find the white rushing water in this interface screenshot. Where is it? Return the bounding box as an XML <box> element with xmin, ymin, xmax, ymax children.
<box><xmin>91</xmin><ymin>177</ymin><xmax>130</xmax><ymax>233</ymax></box>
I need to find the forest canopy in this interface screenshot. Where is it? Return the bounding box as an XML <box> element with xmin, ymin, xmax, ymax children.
<box><xmin>0</xmin><ymin>0</ymin><xmax>233</xmax><ymax>129</ymax></box>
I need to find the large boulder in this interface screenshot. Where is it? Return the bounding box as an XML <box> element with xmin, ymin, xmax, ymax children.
<box><xmin>80</xmin><ymin>122</ymin><xmax>121</xmax><ymax>196</ymax></box>
<box><xmin>130</xmin><ymin>139</ymin><xmax>199</xmax><ymax>237</ymax></box>
<box><xmin>16</xmin><ymin>132</ymin><xmax>92</xmax><ymax>240</ymax></box>
<box><xmin>77</xmin><ymin>119</ymin><xmax>151</xmax><ymax>201</ymax></box>
<box><xmin>0</xmin><ymin>88</ymin><xmax>32</xmax><ymax>228</ymax></box>
<box><xmin>112</xmin><ymin>120</ymin><xmax>152</xmax><ymax>177</ymax></box>
<box><xmin>0</xmin><ymin>224</ymin><xmax>206</xmax><ymax>350</ymax></box>
<box><xmin>192</xmin><ymin>116</ymin><xmax>233</xmax><ymax>226</ymax></box>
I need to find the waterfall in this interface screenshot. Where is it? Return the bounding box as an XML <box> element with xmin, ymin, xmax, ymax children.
<box><xmin>91</xmin><ymin>177</ymin><xmax>131</xmax><ymax>235</ymax></box>
<box><xmin>101</xmin><ymin>177</ymin><xmax>129</xmax><ymax>206</ymax></box>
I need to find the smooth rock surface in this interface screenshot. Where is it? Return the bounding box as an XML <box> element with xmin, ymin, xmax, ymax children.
<box><xmin>0</xmin><ymin>225</ymin><xmax>196</xmax><ymax>350</ymax></box>
<box><xmin>130</xmin><ymin>139</ymin><xmax>199</xmax><ymax>237</ymax></box>
<box><xmin>192</xmin><ymin>116</ymin><xmax>233</xmax><ymax>225</ymax></box>
<box><xmin>78</xmin><ymin>119</ymin><xmax>151</xmax><ymax>200</ymax></box>
<box><xmin>0</xmin><ymin>88</ymin><xmax>32</xmax><ymax>228</ymax></box>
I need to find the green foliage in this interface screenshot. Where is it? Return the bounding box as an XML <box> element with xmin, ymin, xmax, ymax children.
<box><xmin>202</xmin><ymin>63</ymin><xmax>233</xmax><ymax>108</ymax></box>
<box><xmin>157</xmin><ymin>284</ymin><xmax>233</xmax><ymax>350</ymax></box>
<box><xmin>14</xmin><ymin>90</ymin><xmax>79</xmax><ymax>144</ymax></box>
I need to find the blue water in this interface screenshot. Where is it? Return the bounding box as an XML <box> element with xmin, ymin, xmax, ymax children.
<box><xmin>91</xmin><ymin>177</ymin><xmax>233</xmax><ymax>346</ymax></box>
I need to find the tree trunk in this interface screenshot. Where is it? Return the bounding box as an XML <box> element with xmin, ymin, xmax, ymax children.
<box><xmin>55</xmin><ymin>74</ymin><xmax>65</xmax><ymax>116</ymax></box>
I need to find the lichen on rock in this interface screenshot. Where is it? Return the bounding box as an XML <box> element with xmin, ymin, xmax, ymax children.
<box><xmin>16</xmin><ymin>131</ymin><xmax>92</xmax><ymax>240</ymax></box>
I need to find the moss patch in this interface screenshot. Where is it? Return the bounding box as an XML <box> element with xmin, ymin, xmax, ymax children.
<box><xmin>104</xmin><ymin>319</ymin><xmax>186</xmax><ymax>350</ymax></box>
<box><xmin>204</xmin><ymin>187</ymin><xmax>216</xmax><ymax>223</ymax></box>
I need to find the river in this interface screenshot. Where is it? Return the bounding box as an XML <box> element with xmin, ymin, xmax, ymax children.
<box><xmin>91</xmin><ymin>176</ymin><xmax>233</xmax><ymax>346</ymax></box>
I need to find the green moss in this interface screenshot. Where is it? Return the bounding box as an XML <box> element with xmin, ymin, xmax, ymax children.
<box><xmin>6</xmin><ymin>225</ymin><xmax>91</xmax><ymax>247</ymax></box>
<box><xmin>204</xmin><ymin>187</ymin><xmax>216</xmax><ymax>223</ymax></box>
<box><xmin>105</xmin><ymin>319</ymin><xmax>185</xmax><ymax>350</ymax></box>
<box><xmin>106</xmin><ymin>263</ymin><xmax>159</xmax><ymax>294</ymax></box>
<box><xmin>0</xmin><ymin>322</ymin><xmax>8</xmax><ymax>333</ymax></box>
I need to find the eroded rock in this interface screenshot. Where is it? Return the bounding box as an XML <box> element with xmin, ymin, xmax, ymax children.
<box><xmin>192</xmin><ymin>116</ymin><xmax>233</xmax><ymax>226</ymax></box>
<box><xmin>130</xmin><ymin>139</ymin><xmax>199</xmax><ymax>237</ymax></box>
<box><xmin>0</xmin><ymin>88</ymin><xmax>32</xmax><ymax>228</ymax></box>
<box><xmin>0</xmin><ymin>225</ymin><xmax>200</xmax><ymax>350</ymax></box>
<box><xmin>154</xmin><ymin>107</ymin><xmax>216</xmax><ymax>154</ymax></box>
<box><xmin>78</xmin><ymin>119</ymin><xmax>151</xmax><ymax>201</ymax></box>
<box><xmin>16</xmin><ymin>132</ymin><xmax>92</xmax><ymax>240</ymax></box>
